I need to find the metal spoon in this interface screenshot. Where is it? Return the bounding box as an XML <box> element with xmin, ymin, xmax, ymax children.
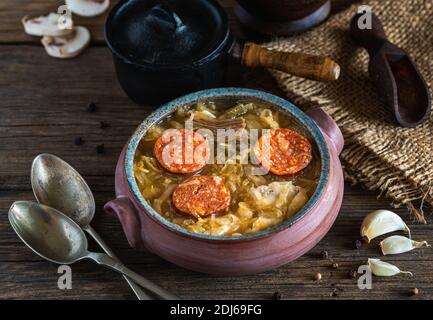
<box><xmin>30</xmin><ymin>153</ymin><xmax>151</xmax><ymax>300</ymax></box>
<box><xmin>9</xmin><ymin>201</ymin><xmax>179</xmax><ymax>300</ymax></box>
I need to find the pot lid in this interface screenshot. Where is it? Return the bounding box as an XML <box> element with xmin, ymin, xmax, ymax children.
<box><xmin>106</xmin><ymin>0</ymin><xmax>229</xmax><ymax>66</ymax></box>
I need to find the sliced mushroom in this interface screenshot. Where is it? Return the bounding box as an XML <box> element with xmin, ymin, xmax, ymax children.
<box><xmin>41</xmin><ymin>26</ymin><xmax>90</xmax><ymax>59</ymax></box>
<box><xmin>65</xmin><ymin>0</ymin><xmax>110</xmax><ymax>17</ymax></box>
<box><xmin>22</xmin><ymin>13</ymin><xmax>74</xmax><ymax>37</ymax></box>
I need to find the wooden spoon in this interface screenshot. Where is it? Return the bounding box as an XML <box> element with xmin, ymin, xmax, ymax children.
<box><xmin>350</xmin><ymin>12</ymin><xmax>431</xmax><ymax>128</ymax></box>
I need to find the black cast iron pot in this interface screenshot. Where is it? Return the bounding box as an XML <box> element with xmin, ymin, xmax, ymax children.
<box><xmin>105</xmin><ymin>0</ymin><xmax>340</xmax><ymax>106</ymax></box>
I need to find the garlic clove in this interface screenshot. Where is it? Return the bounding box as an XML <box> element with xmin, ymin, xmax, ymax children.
<box><xmin>22</xmin><ymin>13</ymin><xmax>74</xmax><ymax>37</ymax></box>
<box><xmin>380</xmin><ymin>235</ymin><xmax>430</xmax><ymax>255</ymax></box>
<box><xmin>360</xmin><ymin>209</ymin><xmax>410</xmax><ymax>243</ymax></box>
<box><xmin>41</xmin><ymin>26</ymin><xmax>90</xmax><ymax>59</ymax></box>
<box><xmin>65</xmin><ymin>0</ymin><xmax>110</xmax><ymax>18</ymax></box>
<box><xmin>367</xmin><ymin>258</ymin><xmax>413</xmax><ymax>277</ymax></box>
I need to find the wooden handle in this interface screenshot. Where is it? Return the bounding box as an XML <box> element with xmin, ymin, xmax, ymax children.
<box><xmin>241</xmin><ymin>42</ymin><xmax>340</xmax><ymax>82</ymax></box>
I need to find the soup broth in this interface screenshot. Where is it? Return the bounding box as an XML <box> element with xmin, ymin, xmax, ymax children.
<box><xmin>134</xmin><ymin>99</ymin><xmax>321</xmax><ymax>236</ymax></box>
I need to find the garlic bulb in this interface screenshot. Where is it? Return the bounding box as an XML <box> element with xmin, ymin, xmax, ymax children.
<box><xmin>380</xmin><ymin>235</ymin><xmax>430</xmax><ymax>255</ymax></box>
<box><xmin>367</xmin><ymin>258</ymin><xmax>413</xmax><ymax>277</ymax></box>
<box><xmin>360</xmin><ymin>210</ymin><xmax>410</xmax><ymax>242</ymax></box>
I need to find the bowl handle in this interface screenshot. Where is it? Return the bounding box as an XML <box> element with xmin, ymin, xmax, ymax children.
<box><xmin>104</xmin><ymin>196</ymin><xmax>146</xmax><ymax>250</ymax></box>
<box><xmin>306</xmin><ymin>107</ymin><xmax>344</xmax><ymax>155</ymax></box>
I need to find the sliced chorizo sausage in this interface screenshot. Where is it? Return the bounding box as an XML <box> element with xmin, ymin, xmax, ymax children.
<box><xmin>172</xmin><ymin>176</ymin><xmax>231</xmax><ymax>218</ymax></box>
<box><xmin>253</xmin><ymin>128</ymin><xmax>312</xmax><ymax>175</ymax></box>
<box><xmin>154</xmin><ymin>128</ymin><xmax>210</xmax><ymax>174</ymax></box>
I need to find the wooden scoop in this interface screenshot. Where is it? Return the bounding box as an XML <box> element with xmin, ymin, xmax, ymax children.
<box><xmin>350</xmin><ymin>12</ymin><xmax>431</xmax><ymax>128</ymax></box>
<box><xmin>231</xmin><ymin>41</ymin><xmax>341</xmax><ymax>82</ymax></box>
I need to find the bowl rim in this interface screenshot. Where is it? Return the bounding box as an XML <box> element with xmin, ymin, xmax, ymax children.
<box><xmin>125</xmin><ymin>88</ymin><xmax>330</xmax><ymax>241</ymax></box>
<box><xmin>104</xmin><ymin>0</ymin><xmax>232</xmax><ymax>71</ymax></box>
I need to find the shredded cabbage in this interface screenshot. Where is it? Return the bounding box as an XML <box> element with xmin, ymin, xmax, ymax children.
<box><xmin>133</xmin><ymin>101</ymin><xmax>318</xmax><ymax>237</ymax></box>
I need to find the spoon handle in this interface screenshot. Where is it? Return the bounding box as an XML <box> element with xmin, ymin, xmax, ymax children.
<box><xmin>84</xmin><ymin>225</ymin><xmax>153</xmax><ymax>300</ymax></box>
<box><xmin>349</xmin><ymin>12</ymin><xmax>388</xmax><ymax>55</ymax></box>
<box><xmin>86</xmin><ymin>251</ymin><xmax>180</xmax><ymax>300</ymax></box>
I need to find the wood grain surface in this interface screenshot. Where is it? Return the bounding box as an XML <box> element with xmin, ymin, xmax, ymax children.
<box><xmin>1</xmin><ymin>0</ymin><xmax>432</xmax><ymax>300</ymax></box>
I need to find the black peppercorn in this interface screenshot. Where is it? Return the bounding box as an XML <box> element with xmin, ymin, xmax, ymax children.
<box><xmin>354</xmin><ymin>239</ymin><xmax>363</xmax><ymax>249</ymax></box>
<box><xmin>349</xmin><ymin>270</ymin><xmax>358</xmax><ymax>279</ymax></box>
<box><xmin>331</xmin><ymin>287</ymin><xmax>343</xmax><ymax>297</ymax></box>
<box><xmin>96</xmin><ymin>144</ymin><xmax>105</xmax><ymax>154</ymax></box>
<box><xmin>86</xmin><ymin>102</ymin><xmax>96</xmax><ymax>112</ymax></box>
<box><xmin>272</xmin><ymin>291</ymin><xmax>282</xmax><ymax>300</ymax></box>
<box><xmin>100</xmin><ymin>121</ymin><xmax>110</xmax><ymax>129</ymax></box>
<box><xmin>320</xmin><ymin>250</ymin><xmax>329</xmax><ymax>259</ymax></box>
<box><xmin>332</xmin><ymin>262</ymin><xmax>339</xmax><ymax>269</ymax></box>
<box><xmin>74</xmin><ymin>137</ymin><xmax>83</xmax><ymax>145</ymax></box>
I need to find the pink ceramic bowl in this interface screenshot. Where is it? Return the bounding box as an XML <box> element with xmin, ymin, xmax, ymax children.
<box><xmin>104</xmin><ymin>88</ymin><xmax>344</xmax><ymax>275</ymax></box>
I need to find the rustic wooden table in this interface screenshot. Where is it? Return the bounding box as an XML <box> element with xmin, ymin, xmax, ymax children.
<box><xmin>1</xmin><ymin>0</ymin><xmax>432</xmax><ymax>300</ymax></box>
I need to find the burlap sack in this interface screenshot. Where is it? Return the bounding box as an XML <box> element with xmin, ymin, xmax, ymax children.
<box><xmin>266</xmin><ymin>0</ymin><xmax>432</xmax><ymax>222</ymax></box>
